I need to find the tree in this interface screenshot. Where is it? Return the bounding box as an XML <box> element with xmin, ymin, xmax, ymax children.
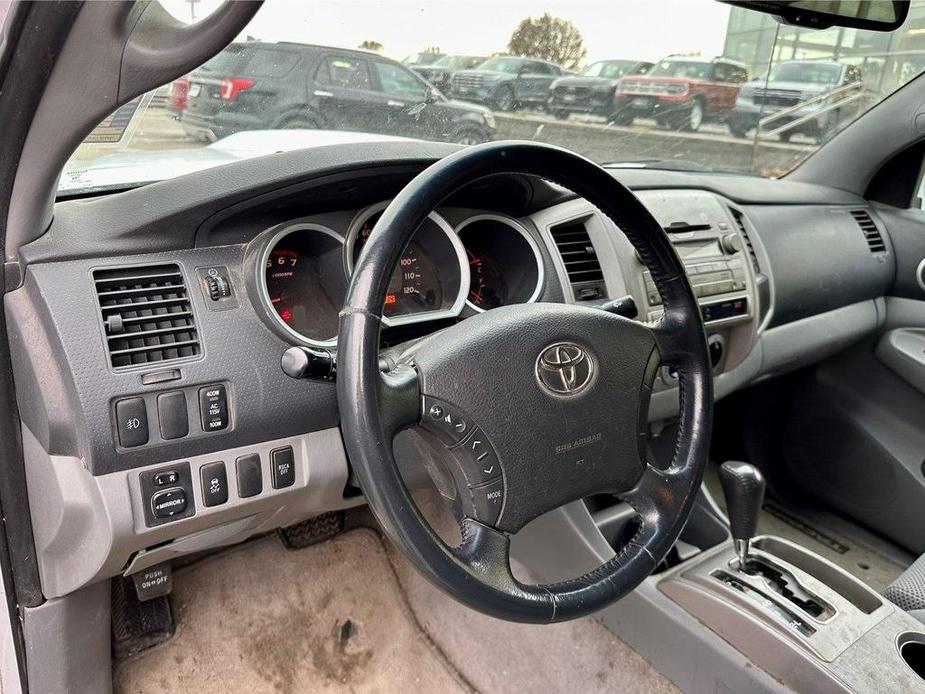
<box><xmin>507</xmin><ymin>13</ymin><xmax>586</xmax><ymax>70</ymax></box>
<box><xmin>359</xmin><ymin>40</ymin><xmax>384</xmax><ymax>52</ymax></box>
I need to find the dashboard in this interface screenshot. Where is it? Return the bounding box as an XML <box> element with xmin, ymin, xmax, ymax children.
<box><xmin>5</xmin><ymin>140</ymin><xmax>895</xmax><ymax>601</ymax></box>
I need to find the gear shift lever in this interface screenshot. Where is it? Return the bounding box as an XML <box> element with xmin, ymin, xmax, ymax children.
<box><xmin>718</xmin><ymin>461</ymin><xmax>765</xmax><ymax>567</ymax></box>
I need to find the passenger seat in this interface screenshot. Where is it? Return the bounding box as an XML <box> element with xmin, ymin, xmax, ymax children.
<box><xmin>885</xmin><ymin>554</ymin><xmax>925</xmax><ymax>623</ymax></box>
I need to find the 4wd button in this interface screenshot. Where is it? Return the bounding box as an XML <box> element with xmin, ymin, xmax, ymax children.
<box><xmin>151</xmin><ymin>487</ymin><xmax>187</xmax><ymax>519</ymax></box>
<box><xmin>469</xmin><ymin>478</ymin><xmax>505</xmax><ymax>526</ymax></box>
<box><xmin>421</xmin><ymin>397</ymin><xmax>470</xmax><ymax>445</ymax></box>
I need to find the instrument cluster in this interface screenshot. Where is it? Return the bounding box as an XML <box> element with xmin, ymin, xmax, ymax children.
<box><xmin>252</xmin><ymin>202</ymin><xmax>545</xmax><ymax>347</ymax></box>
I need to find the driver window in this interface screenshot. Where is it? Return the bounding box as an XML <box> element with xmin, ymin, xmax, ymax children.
<box><xmin>374</xmin><ymin>62</ymin><xmax>427</xmax><ymax>100</ymax></box>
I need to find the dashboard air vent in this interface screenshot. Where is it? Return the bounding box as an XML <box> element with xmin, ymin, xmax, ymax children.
<box><xmin>549</xmin><ymin>219</ymin><xmax>606</xmax><ymax>301</ymax></box>
<box><xmin>93</xmin><ymin>263</ymin><xmax>200</xmax><ymax>369</ymax></box>
<box><xmin>850</xmin><ymin>209</ymin><xmax>886</xmax><ymax>254</ymax></box>
<box><xmin>729</xmin><ymin>208</ymin><xmax>761</xmax><ymax>274</ymax></box>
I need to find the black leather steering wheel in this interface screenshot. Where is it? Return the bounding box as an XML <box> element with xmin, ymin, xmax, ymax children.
<box><xmin>337</xmin><ymin>141</ymin><xmax>712</xmax><ymax>623</ymax></box>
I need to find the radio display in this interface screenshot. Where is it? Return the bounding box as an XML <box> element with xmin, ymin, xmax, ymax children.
<box><xmin>676</xmin><ymin>239</ymin><xmax>722</xmax><ymax>261</ymax></box>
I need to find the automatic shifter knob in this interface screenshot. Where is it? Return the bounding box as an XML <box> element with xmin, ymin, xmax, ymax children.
<box><xmin>718</xmin><ymin>461</ymin><xmax>765</xmax><ymax>567</ymax></box>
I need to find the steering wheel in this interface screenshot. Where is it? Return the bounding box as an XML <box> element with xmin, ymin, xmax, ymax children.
<box><xmin>337</xmin><ymin>141</ymin><xmax>712</xmax><ymax>623</ymax></box>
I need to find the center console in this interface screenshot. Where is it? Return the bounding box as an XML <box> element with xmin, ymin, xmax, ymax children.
<box><xmin>659</xmin><ymin>462</ymin><xmax>925</xmax><ymax>692</ymax></box>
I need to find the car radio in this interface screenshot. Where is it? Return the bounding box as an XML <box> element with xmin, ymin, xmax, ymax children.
<box><xmin>641</xmin><ymin>226</ymin><xmax>753</xmax><ymax>326</ymax></box>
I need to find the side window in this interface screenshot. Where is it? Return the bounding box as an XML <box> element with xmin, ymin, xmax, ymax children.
<box><xmin>315</xmin><ymin>55</ymin><xmax>372</xmax><ymax>90</ymax></box>
<box><xmin>374</xmin><ymin>62</ymin><xmax>427</xmax><ymax>99</ymax></box>
<box><xmin>731</xmin><ymin>66</ymin><xmax>749</xmax><ymax>83</ymax></box>
<box><xmin>844</xmin><ymin>64</ymin><xmax>861</xmax><ymax>84</ymax></box>
<box><xmin>527</xmin><ymin>61</ymin><xmax>553</xmax><ymax>75</ymax></box>
<box><xmin>713</xmin><ymin>63</ymin><xmax>731</xmax><ymax>82</ymax></box>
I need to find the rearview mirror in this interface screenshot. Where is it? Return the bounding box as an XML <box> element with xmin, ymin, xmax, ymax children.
<box><xmin>719</xmin><ymin>0</ymin><xmax>909</xmax><ymax>31</ymax></box>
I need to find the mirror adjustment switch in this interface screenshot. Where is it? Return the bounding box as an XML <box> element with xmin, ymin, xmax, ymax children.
<box><xmin>151</xmin><ymin>487</ymin><xmax>187</xmax><ymax>519</ymax></box>
<box><xmin>236</xmin><ymin>454</ymin><xmax>262</xmax><ymax>498</ymax></box>
<box><xmin>139</xmin><ymin>462</ymin><xmax>195</xmax><ymax>527</ymax></box>
<box><xmin>200</xmin><ymin>461</ymin><xmax>228</xmax><ymax>507</ymax></box>
<box><xmin>157</xmin><ymin>391</ymin><xmax>189</xmax><ymax>440</ymax></box>
<box><xmin>421</xmin><ymin>397</ymin><xmax>470</xmax><ymax>445</ymax></box>
<box><xmin>153</xmin><ymin>470</ymin><xmax>179</xmax><ymax>487</ymax></box>
<box><xmin>199</xmin><ymin>385</ymin><xmax>228</xmax><ymax>432</ymax></box>
<box><xmin>115</xmin><ymin>397</ymin><xmax>149</xmax><ymax>448</ymax></box>
<box><xmin>271</xmin><ymin>447</ymin><xmax>295</xmax><ymax>489</ymax></box>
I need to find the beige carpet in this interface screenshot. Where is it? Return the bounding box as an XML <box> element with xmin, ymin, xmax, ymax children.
<box><xmin>115</xmin><ymin>528</ymin><xmax>676</xmax><ymax>693</ymax></box>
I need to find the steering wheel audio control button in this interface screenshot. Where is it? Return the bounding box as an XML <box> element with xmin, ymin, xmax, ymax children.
<box><xmin>453</xmin><ymin>427</ymin><xmax>502</xmax><ymax>486</ymax></box>
<box><xmin>421</xmin><ymin>397</ymin><xmax>470</xmax><ymax>445</ymax></box>
<box><xmin>469</xmin><ymin>478</ymin><xmax>505</xmax><ymax>526</ymax></box>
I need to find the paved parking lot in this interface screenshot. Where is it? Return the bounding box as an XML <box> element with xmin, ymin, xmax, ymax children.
<box><xmin>73</xmin><ymin>103</ymin><xmax>814</xmax><ymax>178</ymax></box>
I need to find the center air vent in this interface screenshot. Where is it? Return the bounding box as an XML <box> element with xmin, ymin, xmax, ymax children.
<box><xmin>549</xmin><ymin>219</ymin><xmax>606</xmax><ymax>301</ymax></box>
<box><xmin>850</xmin><ymin>209</ymin><xmax>886</xmax><ymax>254</ymax></box>
<box><xmin>729</xmin><ymin>208</ymin><xmax>761</xmax><ymax>274</ymax></box>
<box><xmin>93</xmin><ymin>264</ymin><xmax>200</xmax><ymax>369</ymax></box>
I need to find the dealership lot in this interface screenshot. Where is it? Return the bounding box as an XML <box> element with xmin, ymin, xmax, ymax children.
<box><xmin>76</xmin><ymin>102</ymin><xmax>813</xmax><ymax>179</ymax></box>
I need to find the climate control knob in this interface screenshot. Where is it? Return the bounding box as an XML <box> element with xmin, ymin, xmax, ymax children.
<box><xmin>722</xmin><ymin>233</ymin><xmax>743</xmax><ymax>254</ymax></box>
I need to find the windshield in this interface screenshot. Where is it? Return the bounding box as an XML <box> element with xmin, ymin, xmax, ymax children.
<box><xmin>581</xmin><ymin>61</ymin><xmax>636</xmax><ymax>78</ymax></box>
<box><xmin>434</xmin><ymin>55</ymin><xmax>485</xmax><ymax>69</ymax></box>
<box><xmin>649</xmin><ymin>59</ymin><xmax>711</xmax><ymax>79</ymax></box>
<box><xmin>764</xmin><ymin>61</ymin><xmax>843</xmax><ymax>85</ymax></box>
<box><xmin>476</xmin><ymin>57</ymin><xmax>524</xmax><ymax>73</ymax></box>
<box><xmin>62</xmin><ymin>0</ymin><xmax>925</xmax><ymax>195</ymax></box>
<box><xmin>402</xmin><ymin>52</ymin><xmax>444</xmax><ymax>66</ymax></box>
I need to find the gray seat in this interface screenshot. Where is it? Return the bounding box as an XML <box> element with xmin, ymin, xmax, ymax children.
<box><xmin>885</xmin><ymin>553</ymin><xmax>925</xmax><ymax>623</ymax></box>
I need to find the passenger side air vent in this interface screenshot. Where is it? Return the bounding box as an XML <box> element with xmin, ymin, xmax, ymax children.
<box><xmin>93</xmin><ymin>264</ymin><xmax>200</xmax><ymax>369</ymax></box>
<box><xmin>549</xmin><ymin>219</ymin><xmax>606</xmax><ymax>301</ymax></box>
<box><xmin>850</xmin><ymin>209</ymin><xmax>886</xmax><ymax>254</ymax></box>
<box><xmin>729</xmin><ymin>208</ymin><xmax>761</xmax><ymax>274</ymax></box>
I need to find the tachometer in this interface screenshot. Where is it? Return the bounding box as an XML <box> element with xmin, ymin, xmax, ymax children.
<box><xmin>260</xmin><ymin>224</ymin><xmax>346</xmax><ymax>346</ymax></box>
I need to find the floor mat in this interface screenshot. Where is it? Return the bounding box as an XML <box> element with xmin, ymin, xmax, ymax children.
<box><xmin>115</xmin><ymin>528</ymin><xmax>677</xmax><ymax>693</ymax></box>
<box><xmin>704</xmin><ymin>463</ymin><xmax>910</xmax><ymax>594</ymax></box>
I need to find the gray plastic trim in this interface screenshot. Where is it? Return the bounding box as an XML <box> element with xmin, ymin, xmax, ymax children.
<box><xmin>759</xmin><ymin>300</ymin><xmax>880</xmax><ymax>381</ymax></box>
<box><xmin>876</xmin><ymin>328</ymin><xmax>925</xmax><ymax>397</ymax></box>
<box><xmin>23</xmin><ymin>423</ymin><xmax>361</xmax><ymax>599</ymax></box>
<box><xmin>22</xmin><ymin>580</ymin><xmax>111</xmax><ymax>694</ymax></box>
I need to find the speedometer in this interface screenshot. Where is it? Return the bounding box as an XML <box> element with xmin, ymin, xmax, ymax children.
<box><xmin>345</xmin><ymin>203</ymin><xmax>469</xmax><ymax>325</ymax></box>
<box><xmin>351</xmin><ymin>211</ymin><xmax>442</xmax><ymax>317</ymax></box>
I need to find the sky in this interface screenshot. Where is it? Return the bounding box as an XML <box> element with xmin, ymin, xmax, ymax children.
<box><xmin>160</xmin><ymin>0</ymin><xmax>732</xmax><ymax>65</ymax></box>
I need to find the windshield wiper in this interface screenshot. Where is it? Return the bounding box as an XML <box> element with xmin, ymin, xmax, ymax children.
<box><xmin>601</xmin><ymin>158</ymin><xmax>714</xmax><ymax>172</ymax></box>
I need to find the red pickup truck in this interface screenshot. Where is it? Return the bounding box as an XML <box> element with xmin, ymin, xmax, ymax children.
<box><xmin>613</xmin><ymin>56</ymin><xmax>748</xmax><ymax>131</ymax></box>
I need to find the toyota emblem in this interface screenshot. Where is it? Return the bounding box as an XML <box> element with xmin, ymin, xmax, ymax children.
<box><xmin>536</xmin><ymin>342</ymin><xmax>594</xmax><ymax>396</ymax></box>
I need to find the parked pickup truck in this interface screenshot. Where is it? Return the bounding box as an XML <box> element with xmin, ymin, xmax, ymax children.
<box><xmin>613</xmin><ymin>55</ymin><xmax>748</xmax><ymax>131</ymax></box>
<box><xmin>548</xmin><ymin>60</ymin><xmax>653</xmax><ymax>120</ymax></box>
<box><xmin>730</xmin><ymin>60</ymin><xmax>863</xmax><ymax>141</ymax></box>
